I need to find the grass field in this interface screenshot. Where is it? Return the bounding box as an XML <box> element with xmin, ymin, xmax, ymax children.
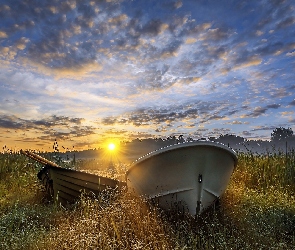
<box><xmin>0</xmin><ymin>151</ymin><xmax>294</xmax><ymax>249</ymax></box>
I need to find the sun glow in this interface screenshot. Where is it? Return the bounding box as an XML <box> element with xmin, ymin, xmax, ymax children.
<box><xmin>108</xmin><ymin>143</ymin><xmax>116</xmax><ymax>151</ymax></box>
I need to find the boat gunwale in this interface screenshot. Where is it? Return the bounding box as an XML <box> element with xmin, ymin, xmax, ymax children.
<box><xmin>127</xmin><ymin>140</ymin><xmax>238</xmax><ymax>175</ymax></box>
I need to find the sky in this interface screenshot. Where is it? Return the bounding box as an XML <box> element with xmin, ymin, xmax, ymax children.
<box><xmin>0</xmin><ymin>0</ymin><xmax>295</xmax><ymax>152</ymax></box>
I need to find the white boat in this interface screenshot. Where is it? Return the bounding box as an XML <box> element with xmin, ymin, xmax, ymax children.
<box><xmin>126</xmin><ymin>141</ymin><xmax>238</xmax><ymax>216</ymax></box>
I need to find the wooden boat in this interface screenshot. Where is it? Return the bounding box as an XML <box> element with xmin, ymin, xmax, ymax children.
<box><xmin>21</xmin><ymin>150</ymin><xmax>126</xmax><ymax>205</ymax></box>
<box><xmin>126</xmin><ymin>141</ymin><xmax>238</xmax><ymax>216</ymax></box>
<box><xmin>38</xmin><ymin>166</ymin><xmax>126</xmax><ymax>205</ymax></box>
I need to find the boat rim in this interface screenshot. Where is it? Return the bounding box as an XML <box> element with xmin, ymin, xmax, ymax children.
<box><xmin>127</xmin><ymin>140</ymin><xmax>238</xmax><ymax>174</ymax></box>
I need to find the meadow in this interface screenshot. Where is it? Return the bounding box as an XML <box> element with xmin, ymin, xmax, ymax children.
<box><xmin>0</xmin><ymin>150</ymin><xmax>294</xmax><ymax>249</ymax></box>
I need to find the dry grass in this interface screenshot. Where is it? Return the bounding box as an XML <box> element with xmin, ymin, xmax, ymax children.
<box><xmin>0</xmin><ymin>151</ymin><xmax>294</xmax><ymax>249</ymax></box>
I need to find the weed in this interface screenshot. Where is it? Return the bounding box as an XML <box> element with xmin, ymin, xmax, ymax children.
<box><xmin>0</xmin><ymin>151</ymin><xmax>294</xmax><ymax>249</ymax></box>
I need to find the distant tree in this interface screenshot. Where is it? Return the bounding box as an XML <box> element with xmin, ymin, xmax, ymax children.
<box><xmin>166</xmin><ymin>136</ymin><xmax>177</xmax><ymax>143</ymax></box>
<box><xmin>178</xmin><ymin>135</ymin><xmax>185</xmax><ymax>143</ymax></box>
<box><xmin>217</xmin><ymin>134</ymin><xmax>245</xmax><ymax>145</ymax></box>
<box><xmin>186</xmin><ymin>136</ymin><xmax>194</xmax><ymax>142</ymax></box>
<box><xmin>271</xmin><ymin>127</ymin><xmax>293</xmax><ymax>142</ymax></box>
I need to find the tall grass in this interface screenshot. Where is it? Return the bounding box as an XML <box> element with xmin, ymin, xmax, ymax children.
<box><xmin>0</xmin><ymin>151</ymin><xmax>294</xmax><ymax>249</ymax></box>
<box><xmin>236</xmin><ymin>150</ymin><xmax>295</xmax><ymax>193</ymax></box>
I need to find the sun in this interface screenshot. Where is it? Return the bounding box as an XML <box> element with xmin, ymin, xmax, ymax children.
<box><xmin>108</xmin><ymin>143</ymin><xmax>116</xmax><ymax>151</ymax></box>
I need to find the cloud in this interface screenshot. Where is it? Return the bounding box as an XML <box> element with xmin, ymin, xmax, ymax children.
<box><xmin>266</xmin><ymin>104</ymin><xmax>281</xmax><ymax>109</ymax></box>
<box><xmin>0</xmin><ymin>115</ymin><xmax>26</xmax><ymax>130</ymax></box>
<box><xmin>276</xmin><ymin>17</ymin><xmax>295</xmax><ymax>29</ymax></box>
<box><xmin>139</xmin><ymin>19</ymin><xmax>167</xmax><ymax>36</ymax></box>
<box><xmin>0</xmin><ymin>46</ymin><xmax>17</xmax><ymax>60</ymax></box>
<box><xmin>101</xmin><ymin>105</ymin><xmax>199</xmax><ymax>127</ymax></box>
<box><xmin>250</xmin><ymin>107</ymin><xmax>268</xmax><ymax>117</ymax></box>
<box><xmin>242</xmin><ymin>131</ymin><xmax>253</xmax><ymax>137</ymax></box>
<box><xmin>251</xmin><ymin>125</ymin><xmax>279</xmax><ymax>133</ymax></box>
<box><xmin>245</xmin><ymin>104</ymin><xmax>281</xmax><ymax>118</ymax></box>
<box><xmin>177</xmin><ymin>77</ymin><xmax>201</xmax><ymax>85</ymax></box>
<box><xmin>228</xmin><ymin>121</ymin><xmax>243</xmax><ymax>125</ymax></box>
<box><xmin>202</xmin><ymin>28</ymin><xmax>231</xmax><ymax>42</ymax></box>
<box><xmin>0</xmin><ymin>114</ymin><xmax>97</xmax><ymax>141</ymax></box>
<box><xmin>286</xmin><ymin>51</ymin><xmax>295</xmax><ymax>57</ymax></box>
<box><xmin>174</xmin><ymin>1</ymin><xmax>183</xmax><ymax>9</ymax></box>
<box><xmin>253</xmin><ymin>42</ymin><xmax>295</xmax><ymax>57</ymax></box>
<box><xmin>185</xmin><ymin>37</ymin><xmax>197</xmax><ymax>44</ymax></box>
<box><xmin>0</xmin><ymin>114</ymin><xmax>83</xmax><ymax>129</ymax></box>
<box><xmin>16</xmin><ymin>37</ymin><xmax>30</xmax><ymax>50</ymax></box>
<box><xmin>33</xmin><ymin>115</ymin><xmax>84</xmax><ymax>127</ymax></box>
<box><xmin>100</xmin><ymin>100</ymin><xmax>237</xmax><ymax>129</ymax></box>
<box><xmin>269</xmin><ymin>87</ymin><xmax>291</xmax><ymax>99</ymax></box>
<box><xmin>0</xmin><ymin>31</ymin><xmax>8</xmax><ymax>38</ymax></box>
<box><xmin>232</xmin><ymin>56</ymin><xmax>262</xmax><ymax>71</ymax></box>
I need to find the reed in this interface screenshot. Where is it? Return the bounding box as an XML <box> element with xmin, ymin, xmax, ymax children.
<box><xmin>0</xmin><ymin>150</ymin><xmax>294</xmax><ymax>249</ymax></box>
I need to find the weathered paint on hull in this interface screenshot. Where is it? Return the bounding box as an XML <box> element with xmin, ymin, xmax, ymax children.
<box><xmin>126</xmin><ymin>141</ymin><xmax>238</xmax><ymax>216</ymax></box>
<box><xmin>38</xmin><ymin>166</ymin><xmax>126</xmax><ymax>205</ymax></box>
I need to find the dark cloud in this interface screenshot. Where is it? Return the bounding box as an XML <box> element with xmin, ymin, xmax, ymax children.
<box><xmin>251</xmin><ymin>125</ymin><xmax>278</xmax><ymax>132</ymax></box>
<box><xmin>30</xmin><ymin>115</ymin><xmax>83</xmax><ymax>128</ymax></box>
<box><xmin>101</xmin><ymin>105</ymin><xmax>197</xmax><ymax>127</ymax></box>
<box><xmin>225</xmin><ymin>110</ymin><xmax>239</xmax><ymax>116</ymax></box>
<box><xmin>266</xmin><ymin>104</ymin><xmax>281</xmax><ymax>109</ymax></box>
<box><xmin>38</xmin><ymin>125</ymin><xmax>95</xmax><ymax>141</ymax></box>
<box><xmin>248</xmin><ymin>107</ymin><xmax>267</xmax><ymax>118</ymax></box>
<box><xmin>252</xmin><ymin>41</ymin><xmax>295</xmax><ymax>59</ymax></box>
<box><xmin>242</xmin><ymin>131</ymin><xmax>253</xmax><ymax>137</ymax></box>
<box><xmin>0</xmin><ymin>115</ymin><xmax>25</xmax><ymax>130</ymax></box>
<box><xmin>254</xmin><ymin>42</ymin><xmax>284</xmax><ymax>56</ymax></box>
<box><xmin>76</xmin><ymin>2</ymin><xmax>97</xmax><ymax>22</ymax></box>
<box><xmin>0</xmin><ymin>115</ymin><xmax>92</xmax><ymax>140</ymax></box>
<box><xmin>245</xmin><ymin>104</ymin><xmax>281</xmax><ymax>118</ymax></box>
<box><xmin>200</xmin><ymin>114</ymin><xmax>225</xmax><ymax>123</ymax></box>
<box><xmin>139</xmin><ymin>19</ymin><xmax>164</xmax><ymax>36</ymax></box>
<box><xmin>161</xmin><ymin>1</ymin><xmax>182</xmax><ymax>10</ymax></box>
<box><xmin>289</xmin><ymin>99</ymin><xmax>295</xmax><ymax>106</ymax></box>
<box><xmin>101</xmin><ymin>117</ymin><xmax>117</xmax><ymax>126</ymax></box>
<box><xmin>276</xmin><ymin>16</ymin><xmax>295</xmax><ymax>29</ymax></box>
<box><xmin>101</xmin><ymin>101</ymin><xmax>232</xmax><ymax>127</ymax></box>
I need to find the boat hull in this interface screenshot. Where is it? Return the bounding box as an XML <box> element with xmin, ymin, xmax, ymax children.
<box><xmin>38</xmin><ymin>166</ymin><xmax>126</xmax><ymax>205</ymax></box>
<box><xmin>126</xmin><ymin>141</ymin><xmax>238</xmax><ymax>216</ymax></box>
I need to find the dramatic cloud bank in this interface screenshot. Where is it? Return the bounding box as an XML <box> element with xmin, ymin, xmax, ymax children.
<box><xmin>0</xmin><ymin>0</ymin><xmax>294</xmax><ymax>150</ymax></box>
